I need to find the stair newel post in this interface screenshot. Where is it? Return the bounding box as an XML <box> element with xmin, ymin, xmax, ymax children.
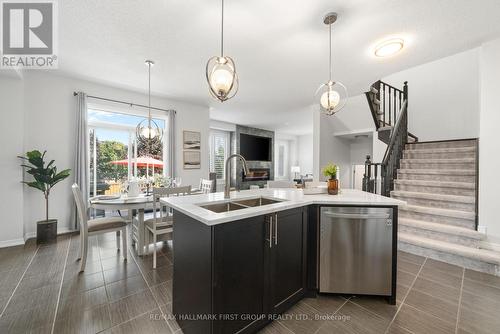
<box><xmin>363</xmin><ymin>155</ymin><xmax>372</xmax><ymax>192</ymax></box>
<box><xmin>382</xmin><ymin>83</ymin><xmax>386</xmax><ymax>126</ymax></box>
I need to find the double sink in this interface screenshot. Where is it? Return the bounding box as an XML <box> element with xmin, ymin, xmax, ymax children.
<box><xmin>198</xmin><ymin>196</ymin><xmax>285</xmax><ymax>213</ymax></box>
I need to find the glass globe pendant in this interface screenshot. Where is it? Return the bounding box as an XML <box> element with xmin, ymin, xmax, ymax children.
<box><xmin>315</xmin><ymin>12</ymin><xmax>348</xmax><ymax>115</ymax></box>
<box><xmin>136</xmin><ymin>60</ymin><xmax>163</xmax><ymax>151</ymax></box>
<box><xmin>206</xmin><ymin>0</ymin><xmax>239</xmax><ymax>102</ymax></box>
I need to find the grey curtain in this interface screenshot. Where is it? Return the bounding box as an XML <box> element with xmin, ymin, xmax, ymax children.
<box><xmin>73</xmin><ymin>92</ymin><xmax>89</xmax><ymax>229</ymax></box>
<box><xmin>166</xmin><ymin>110</ymin><xmax>176</xmax><ymax>178</ymax></box>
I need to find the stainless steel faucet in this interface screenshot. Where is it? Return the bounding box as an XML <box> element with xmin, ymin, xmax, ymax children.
<box><xmin>225</xmin><ymin>154</ymin><xmax>250</xmax><ymax>199</ymax></box>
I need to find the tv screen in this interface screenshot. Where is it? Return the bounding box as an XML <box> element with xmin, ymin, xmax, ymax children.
<box><xmin>240</xmin><ymin>134</ymin><xmax>271</xmax><ymax>161</ymax></box>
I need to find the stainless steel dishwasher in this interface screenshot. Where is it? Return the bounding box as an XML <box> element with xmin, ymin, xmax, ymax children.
<box><xmin>319</xmin><ymin>206</ymin><xmax>393</xmax><ymax>295</ymax></box>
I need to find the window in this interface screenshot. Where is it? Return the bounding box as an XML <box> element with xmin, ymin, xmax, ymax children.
<box><xmin>88</xmin><ymin>108</ymin><xmax>166</xmax><ymax>197</ymax></box>
<box><xmin>209</xmin><ymin>130</ymin><xmax>230</xmax><ymax>180</ymax></box>
<box><xmin>275</xmin><ymin>139</ymin><xmax>290</xmax><ymax>180</ymax></box>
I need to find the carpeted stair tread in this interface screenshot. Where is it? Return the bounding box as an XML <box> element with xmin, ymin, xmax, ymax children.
<box><xmin>391</xmin><ymin>190</ymin><xmax>475</xmax><ymax>204</ymax></box>
<box><xmin>398</xmin><ymin>169</ymin><xmax>475</xmax><ymax>175</ymax></box>
<box><xmin>401</xmin><ymin>158</ymin><xmax>475</xmax><ymax>164</ymax></box>
<box><xmin>400</xmin><ymin>204</ymin><xmax>475</xmax><ymax>220</ymax></box>
<box><xmin>394</xmin><ymin>179</ymin><xmax>475</xmax><ymax>189</ymax></box>
<box><xmin>400</xmin><ymin>218</ymin><xmax>484</xmax><ymax>239</ymax></box>
<box><xmin>399</xmin><ymin>232</ymin><xmax>500</xmax><ymax>265</ymax></box>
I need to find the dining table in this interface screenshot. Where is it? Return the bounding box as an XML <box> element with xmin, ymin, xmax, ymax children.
<box><xmin>89</xmin><ymin>194</ymin><xmax>154</xmax><ymax>256</ymax></box>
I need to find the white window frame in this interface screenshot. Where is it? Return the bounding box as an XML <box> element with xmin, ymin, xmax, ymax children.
<box><xmin>87</xmin><ymin>105</ymin><xmax>168</xmax><ymax>197</ymax></box>
<box><xmin>209</xmin><ymin>129</ymin><xmax>230</xmax><ymax>182</ymax></box>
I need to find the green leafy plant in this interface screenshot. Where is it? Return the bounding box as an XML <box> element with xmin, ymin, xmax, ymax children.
<box><xmin>18</xmin><ymin>150</ymin><xmax>71</xmax><ymax>222</ymax></box>
<box><xmin>322</xmin><ymin>163</ymin><xmax>338</xmax><ymax>180</ymax></box>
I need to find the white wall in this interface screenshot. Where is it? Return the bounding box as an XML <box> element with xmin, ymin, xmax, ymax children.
<box><xmin>297</xmin><ymin>134</ymin><xmax>313</xmax><ymax>176</ymax></box>
<box><xmin>0</xmin><ymin>71</ymin><xmax>209</xmax><ymax>245</ymax></box>
<box><xmin>0</xmin><ymin>75</ymin><xmax>25</xmax><ymax>247</ymax></box>
<box><xmin>479</xmin><ymin>39</ymin><xmax>500</xmax><ymax>244</ymax></box>
<box><xmin>383</xmin><ymin>48</ymin><xmax>480</xmax><ymax>142</ymax></box>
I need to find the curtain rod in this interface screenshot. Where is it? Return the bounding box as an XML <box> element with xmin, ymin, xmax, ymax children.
<box><xmin>73</xmin><ymin>92</ymin><xmax>176</xmax><ymax>114</ymax></box>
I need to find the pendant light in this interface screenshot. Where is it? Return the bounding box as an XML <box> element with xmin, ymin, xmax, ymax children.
<box><xmin>136</xmin><ymin>60</ymin><xmax>163</xmax><ymax>151</ymax></box>
<box><xmin>206</xmin><ymin>0</ymin><xmax>239</xmax><ymax>102</ymax></box>
<box><xmin>315</xmin><ymin>12</ymin><xmax>348</xmax><ymax>115</ymax></box>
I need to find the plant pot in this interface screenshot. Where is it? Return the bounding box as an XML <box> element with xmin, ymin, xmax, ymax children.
<box><xmin>36</xmin><ymin>219</ymin><xmax>57</xmax><ymax>244</ymax></box>
<box><xmin>327</xmin><ymin>178</ymin><xmax>339</xmax><ymax>195</ymax></box>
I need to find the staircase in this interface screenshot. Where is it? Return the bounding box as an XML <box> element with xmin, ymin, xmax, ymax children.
<box><xmin>364</xmin><ymin>81</ymin><xmax>500</xmax><ymax>276</ymax></box>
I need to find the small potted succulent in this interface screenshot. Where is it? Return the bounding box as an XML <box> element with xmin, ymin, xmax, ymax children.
<box><xmin>19</xmin><ymin>150</ymin><xmax>71</xmax><ymax>243</ymax></box>
<box><xmin>322</xmin><ymin>163</ymin><xmax>339</xmax><ymax>195</ymax></box>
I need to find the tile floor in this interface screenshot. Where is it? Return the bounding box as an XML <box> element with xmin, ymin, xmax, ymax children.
<box><xmin>1</xmin><ymin>233</ymin><xmax>499</xmax><ymax>334</ymax></box>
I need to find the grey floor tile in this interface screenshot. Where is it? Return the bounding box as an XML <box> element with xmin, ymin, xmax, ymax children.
<box><xmin>278</xmin><ymin>301</ymin><xmax>325</xmax><ymax>334</ymax></box>
<box><xmin>398</xmin><ymin>259</ymin><xmax>422</xmax><ymax>275</ymax></box>
<box><xmin>106</xmin><ymin>274</ymin><xmax>149</xmax><ymax>302</ymax></box>
<box><xmin>464</xmin><ymin>269</ymin><xmax>500</xmax><ymax>289</ymax></box>
<box><xmin>143</xmin><ymin>264</ymin><xmax>173</xmax><ymax>286</ymax></box>
<box><xmin>404</xmin><ymin>289</ymin><xmax>459</xmax><ymax>324</ymax></box>
<box><xmin>458</xmin><ymin>305</ymin><xmax>500</xmax><ymax>334</ymax></box>
<box><xmin>160</xmin><ymin>302</ymin><xmax>181</xmax><ymax>333</ymax></box>
<box><xmin>419</xmin><ymin>266</ymin><xmax>462</xmax><ymax>289</ymax></box>
<box><xmin>0</xmin><ymin>303</ymin><xmax>56</xmax><ymax>333</ymax></box>
<box><xmin>258</xmin><ymin>321</ymin><xmax>294</xmax><ymax>334</ymax></box>
<box><xmin>103</xmin><ymin>262</ymin><xmax>140</xmax><ymax>284</ymax></box>
<box><xmin>393</xmin><ymin>304</ymin><xmax>455</xmax><ymax>334</ymax></box>
<box><xmin>108</xmin><ymin>308</ymin><xmax>173</xmax><ymax>334</ymax></box>
<box><xmin>56</xmin><ymin>286</ymin><xmax>109</xmax><ymax>320</ymax></box>
<box><xmin>460</xmin><ymin>290</ymin><xmax>500</xmax><ymax>318</ymax></box>
<box><xmin>397</xmin><ymin>270</ymin><xmax>416</xmax><ymax>287</ymax></box>
<box><xmin>387</xmin><ymin>324</ymin><xmax>414</xmax><ymax>334</ymax></box>
<box><xmin>150</xmin><ymin>280</ymin><xmax>173</xmax><ymax>306</ymax></box>
<box><xmin>108</xmin><ymin>289</ymin><xmax>158</xmax><ymax>326</ymax></box>
<box><xmin>301</xmin><ymin>294</ymin><xmax>346</xmax><ymax>314</ymax></box>
<box><xmin>54</xmin><ymin>303</ymin><xmax>112</xmax><ymax>334</ymax></box>
<box><xmin>462</xmin><ymin>277</ymin><xmax>500</xmax><ymax>303</ymax></box>
<box><xmin>398</xmin><ymin>251</ymin><xmax>426</xmax><ymax>265</ymax></box>
<box><xmin>411</xmin><ymin>276</ymin><xmax>461</xmax><ymax>303</ymax></box>
<box><xmin>61</xmin><ymin>271</ymin><xmax>105</xmax><ymax>298</ymax></box>
<box><xmin>396</xmin><ymin>284</ymin><xmax>409</xmax><ymax>303</ymax></box>
<box><xmin>2</xmin><ymin>283</ymin><xmax>60</xmax><ymax>316</ymax></box>
<box><xmin>350</xmin><ymin>296</ymin><xmax>399</xmax><ymax>320</ymax></box>
<box><xmin>423</xmin><ymin>258</ymin><xmax>463</xmax><ymax>278</ymax></box>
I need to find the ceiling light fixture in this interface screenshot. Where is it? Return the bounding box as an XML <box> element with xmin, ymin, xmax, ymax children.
<box><xmin>374</xmin><ymin>38</ymin><xmax>404</xmax><ymax>57</ymax></box>
<box><xmin>206</xmin><ymin>0</ymin><xmax>238</xmax><ymax>102</ymax></box>
<box><xmin>136</xmin><ymin>60</ymin><xmax>163</xmax><ymax>152</ymax></box>
<box><xmin>315</xmin><ymin>12</ymin><xmax>348</xmax><ymax>116</ymax></box>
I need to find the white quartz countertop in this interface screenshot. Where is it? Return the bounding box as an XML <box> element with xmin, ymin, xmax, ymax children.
<box><xmin>160</xmin><ymin>188</ymin><xmax>405</xmax><ymax>226</ymax></box>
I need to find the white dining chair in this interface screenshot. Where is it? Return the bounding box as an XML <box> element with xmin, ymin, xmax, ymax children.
<box><xmin>144</xmin><ymin>185</ymin><xmax>191</xmax><ymax>268</ymax></box>
<box><xmin>200</xmin><ymin>179</ymin><xmax>213</xmax><ymax>193</ymax></box>
<box><xmin>71</xmin><ymin>183</ymin><xmax>128</xmax><ymax>272</ymax></box>
<box><xmin>267</xmin><ymin>180</ymin><xmax>296</xmax><ymax>188</ymax></box>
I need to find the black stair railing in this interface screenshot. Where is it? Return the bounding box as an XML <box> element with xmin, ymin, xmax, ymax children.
<box><xmin>363</xmin><ymin>81</ymin><xmax>412</xmax><ymax>197</ymax></box>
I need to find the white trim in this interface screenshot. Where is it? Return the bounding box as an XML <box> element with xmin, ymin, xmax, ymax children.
<box><xmin>333</xmin><ymin>128</ymin><xmax>375</xmax><ymax>137</ymax></box>
<box><xmin>0</xmin><ymin>238</ymin><xmax>26</xmax><ymax>248</ymax></box>
<box><xmin>479</xmin><ymin>240</ymin><xmax>500</xmax><ymax>252</ymax></box>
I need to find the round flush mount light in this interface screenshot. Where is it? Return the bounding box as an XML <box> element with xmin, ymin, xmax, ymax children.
<box><xmin>374</xmin><ymin>38</ymin><xmax>404</xmax><ymax>57</ymax></box>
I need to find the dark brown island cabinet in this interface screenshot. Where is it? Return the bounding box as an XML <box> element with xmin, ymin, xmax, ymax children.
<box><xmin>172</xmin><ymin>204</ymin><xmax>398</xmax><ymax>334</ymax></box>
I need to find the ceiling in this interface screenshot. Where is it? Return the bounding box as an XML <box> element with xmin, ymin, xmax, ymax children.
<box><xmin>57</xmin><ymin>0</ymin><xmax>500</xmax><ymax>135</ymax></box>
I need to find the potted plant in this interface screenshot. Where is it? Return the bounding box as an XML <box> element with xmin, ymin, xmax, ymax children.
<box><xmin>19</xmin><ymin>150</ymin><xmax>71</xmax><ymax>243</ymax></box>
<box><xmin>322</xmin><ymin>163</ymin><xmax>339</xmax><ymax>195</ymax></box>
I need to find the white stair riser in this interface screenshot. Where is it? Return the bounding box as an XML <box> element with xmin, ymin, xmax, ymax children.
<box><xmin>399</xmin><ymin>210</ymin><xmax>475</xmax><ymax>229</ymax></box>
<box><xmin>397</xmin><ymin>172</ymin><xmax>473</xmax><ymax>182</ymax></box>
<box><xmin>394</xmin><ymin>184</ymin><xmax>475</xmax><ymax>196</ymax></box>
<box><xmin>398</xmin><ymin>242</ymin><xmax>500</xmax><ymax>276</ymax></box>
<box><xmin>400</xmin><ymin>162</ymin><xmax>475</xmax><ymax>170</ymax></box>
<box><xmin>403</xmin><ymin>151</ymin><xmax>476</xmax><ymax>159</ymax></box>
<box><xmin>391</xmin><ymin>194</ymin><xmax>475</xmax><ymax>212</ymax></box>
<box><xmin>399</xmin><ymin>225</ymin><xmax>480</xmax><ymax>247</ymax></box>
<box><xmin>406</xmin><ymin>141</ymin><xmax>477</xmax><ymax>150</ymax></box>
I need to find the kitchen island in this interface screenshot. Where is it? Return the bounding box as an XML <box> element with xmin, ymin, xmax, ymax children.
<box><xmin>161</xmin><ymin>188</ymin><xmax>404</xmax><ymax>334</ymax></box>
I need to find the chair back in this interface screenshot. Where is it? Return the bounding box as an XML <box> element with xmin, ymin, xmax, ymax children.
<box><xmin>200</xmin><ymin>179</ymin><xmax>213</xmax><ymax>194</ymax></box>
<box><xmin>267</xmin><ymin>180</ymin><xmax>296</xmax><ymax>189</ymax></box>
<box><xmin>71</xmin><ymin>183</ymin><xmax>88</xmax><ymax>232</ymax></box>
<box><xmin>151</xmin><ymin>186</ymin><xmax>191</xmax><ymax>221</ymax></box>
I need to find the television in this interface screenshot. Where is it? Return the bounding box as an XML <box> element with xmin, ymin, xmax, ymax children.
<box><xmin>240</xmin><ymin>133</ymin><xmax>271</xmax><ymax>161</ymax></box>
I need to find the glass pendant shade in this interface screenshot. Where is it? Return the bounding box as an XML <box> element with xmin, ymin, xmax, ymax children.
<box><xmin>316</xmin><ymin>12</ymin><xmax>348</xmax><ymax>116</ymax></box>
<box><xmin>206</xmin><ymin>56</ymin><xmax>239</xmax><ymax>101</ymax></box>
<box><xmin>136</xmin><ymin>60</ymin><xmax>163</xmax><ymax>151</ymax></box>
<box><xmin>316</xmin><ymin>81</ymin><xmax>347</xmax><ymax>116</ymax></box>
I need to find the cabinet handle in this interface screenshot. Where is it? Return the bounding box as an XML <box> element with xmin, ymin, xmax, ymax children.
<box><xmin>267</xmin><ymin>215</ymin><xmax>273</xmax><ymax>248</ymax></box>
<box><xmin>274</xmin><ymin>213</ymin><xmax>278</xmax><ymax>245</ymax></box>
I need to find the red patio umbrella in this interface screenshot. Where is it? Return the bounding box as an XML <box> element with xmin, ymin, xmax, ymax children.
<box><xmin>110</xmin><ymin>156</ymin><xmax>164</xmax><ymax>177</ymax></box>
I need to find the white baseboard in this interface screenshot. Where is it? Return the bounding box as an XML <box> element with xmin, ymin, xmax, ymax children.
<box><xmin>479</xmin><ymin>240</ymin><xmax>500</xmax><ymax>252</ymax></box>
<box><xmin>0</xmin><ymin>227</ymin><xmax>78</xmax><ymax>248</ymax></box>
<box><xmin>0</xmin><ymin>238</ymin><xmax>26</xmax><ymax>248</ymax></box>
